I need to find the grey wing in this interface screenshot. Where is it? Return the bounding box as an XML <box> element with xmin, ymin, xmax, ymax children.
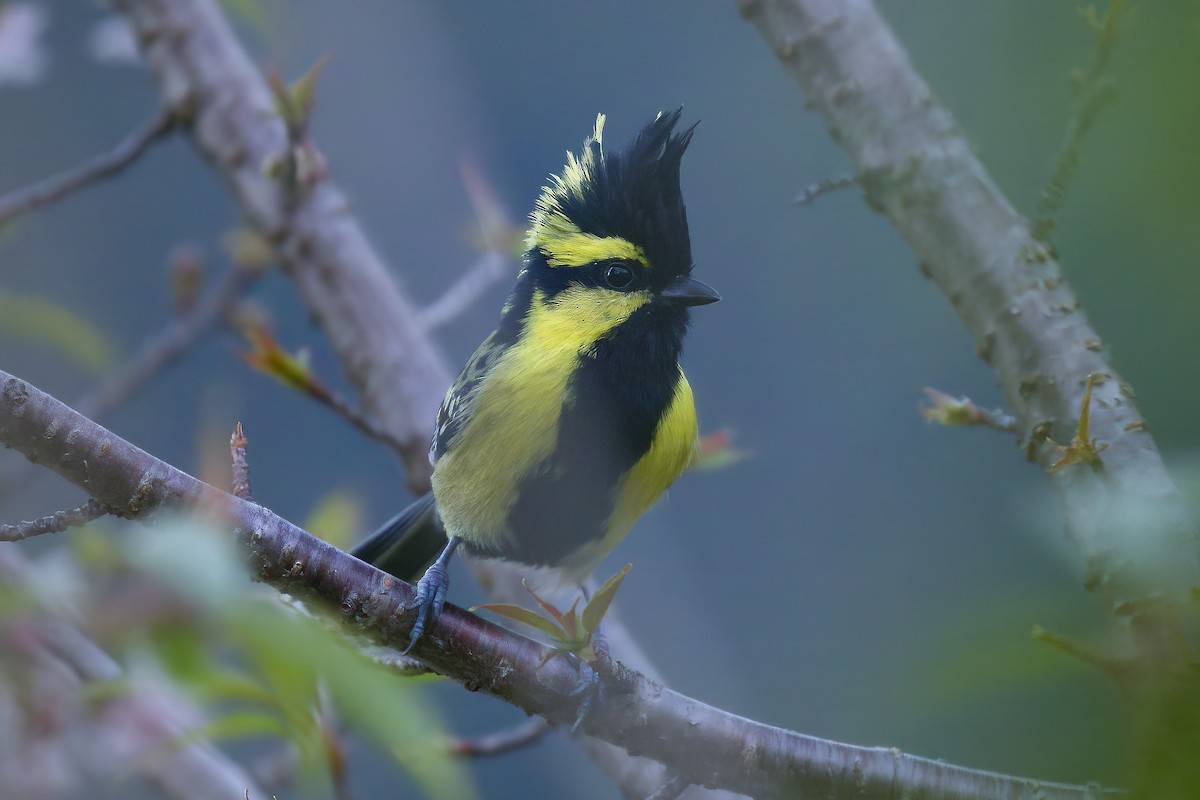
<box><xmin>430</xmin><ymin>331</ymin><xmax>508</xmax><ymax>463</ymax></box>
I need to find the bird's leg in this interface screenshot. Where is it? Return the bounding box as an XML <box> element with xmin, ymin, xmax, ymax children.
<box><xmin>402</xmin><ymin>536</ymin><xmax>460</xmax><ymax>655</ymax></box>
<box><xmin>568</xmin><ymin>580</ymin><xmax>610</xmax><ymax>731</ymax></box>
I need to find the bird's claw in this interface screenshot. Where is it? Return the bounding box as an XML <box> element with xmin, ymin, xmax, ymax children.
<box><xmin>402</xmin><ymin>560</ymin><xmax>450</xmax><ymax>655</ymax></box>
<box><xmin>568</xmin><ymin>662</ymin><xmax>603</xmax><ymax>733</ymax></box>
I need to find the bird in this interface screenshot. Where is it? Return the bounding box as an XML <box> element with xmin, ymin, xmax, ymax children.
<box><xmin>352</xmin><ymin>110</ymin><xmax>718</xmax><ymax>653</ymax></box>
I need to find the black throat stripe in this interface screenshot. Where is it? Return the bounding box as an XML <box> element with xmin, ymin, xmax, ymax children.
<box><xmin>464</xmin><ymin>302</ymin><xmax>688</xmax><ymax>567</ymax></box>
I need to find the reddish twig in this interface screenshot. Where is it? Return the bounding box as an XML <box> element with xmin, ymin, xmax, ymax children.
<box><xmin>0</xmin><ymin>499</ymin><xmax>108</xmax><ymax>542</ymax></box>
<box><xmin>447</xmin><ymin>717</ymin><xmax>551</xmax><ymax>758</ymax></box>
<box><xmin>0</xmin><ymin>110</ymin><xmax>174</xmax><ymax>229</ymax></box>
<box><xmin>230</xmin><ymin>421</ymin><xmax>253</xmax><ymax>501</ymax></box>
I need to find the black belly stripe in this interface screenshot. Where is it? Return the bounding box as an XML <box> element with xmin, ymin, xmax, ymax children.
<box><xmin>465</xmin><ymin>302</ymin><xmax>688</xmax><ymax>567</ymax></box>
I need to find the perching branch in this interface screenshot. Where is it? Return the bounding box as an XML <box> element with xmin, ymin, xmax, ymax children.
<box><xmin>740</xmin><ymin>0</ymin><xmax>1199</xmax><ymax>621</ymax></box>
<box><xmin>0</xmin><ymin>369</ymin><xmax>1119</xmax><ymax>800</ymax></box>
<box><xmin>0</xmin><ymin>110</ymin><xmax>174</xmax><ymax>230</ymax></box>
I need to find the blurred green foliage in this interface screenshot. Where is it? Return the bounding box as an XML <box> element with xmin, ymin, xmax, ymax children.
<box><xmin>0</xmin><ymin>292</ymin><xmax>116</xmax><ymax>374</ymax></box>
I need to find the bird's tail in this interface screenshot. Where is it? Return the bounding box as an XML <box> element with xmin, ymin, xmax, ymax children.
<box><xmin>351</xmin><ymin>491</ymin><xmax>447</xmax><ymax>582</ymax></box>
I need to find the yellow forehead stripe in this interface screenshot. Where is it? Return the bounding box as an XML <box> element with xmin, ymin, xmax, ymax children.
<box><xmin>527</xmin><ymin>113</ymin><xmax>651</xmax><ymax>270</ymax></box>
<box><xmin>530</xmin><ymin>211</ymin><xmax>647</xmax><ymax>268</ymax></box>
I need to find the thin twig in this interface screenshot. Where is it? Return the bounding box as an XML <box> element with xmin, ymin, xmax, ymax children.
<box><xmin>0</xmin><ymin>110</ymin><xmax>174</xmax><ymax>229</ymax></box>
<box><xmin>308</xmin><ymin>384</ymin><xmax>405</xmax><ymax>452</ymax></box>
<box><xmin>75</xmin><ymin>262</ymin><xmax>261</xmax><ymax>420</ymax></box>
<box><xmin>417</xmin><ymin>250</ymin><xmax>513</xmax><ymax>332</ymax></box>
<box><xmin>0</xmin><ymin>499</ymin><xmax>107</xmax><ymax>542</ymax></box>
<box><xmin>0</xmin><ymin>260</ymin><xmax>261</xmax><ymax>507</ymax></box>
<box><xmin>230</xmin><ymin>421</ymin><xmax>253</xmax><ymax>501</ymax></box>
<box><xmin>447</xmin><ymin>717</ymin><xmax>551</xmax><ymax>757</ymax></box>
<box><xmin>794</xmin><ymin>173</ymin><xmax>858</xmax><ymax>205</ymax></box>
<box><xmin>1032</xmin><ymin>0</ymin><xmax>1124</xmax><ymax>243</ymax></box>
<box><xmin>920</xmin><ymin>387</ymin><xmax>1020</xmax><ymax>434</ymax></box>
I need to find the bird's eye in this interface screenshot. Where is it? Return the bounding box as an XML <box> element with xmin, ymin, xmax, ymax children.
<box><xmin>603</xmin><ymin>262</ymin><xmax>635</xmax><ymax>290</ymax></box>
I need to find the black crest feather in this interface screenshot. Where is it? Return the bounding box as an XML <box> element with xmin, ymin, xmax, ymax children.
<box><xmin>531</xmin><ymin>110</ymin><xmax>697</xmax><ymax>280</ymax></box>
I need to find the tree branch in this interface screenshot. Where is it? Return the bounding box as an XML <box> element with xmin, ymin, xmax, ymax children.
<box><xmin>739</xmin><ymin>0</ymin><xmax>1199</xmax><ymax>619</ymax></box>
<box><xmin>112</xmin><ymin>0</ymin><xmax>449</xmax><ymax>490</ymax></box>
<box><xmin>0</xmin><ymin>369</ymin><xmax>1118</xmax><ymax>800</ymax></box>
<box><xmin>0</xmin><ymin>110</ymin><xmax>174</xmax><ymax>229</ymax></box>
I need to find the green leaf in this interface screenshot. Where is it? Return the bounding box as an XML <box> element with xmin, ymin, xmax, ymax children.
<box><xmin>190</xmin><ymin>710</ymin><xmax>291</xmax><ymax>742</ymax></box>
<box><xmin>0</xmin><ymin>292</ymin><xmax>117</xmax><ymax>373</ymax></box>
<box><xmin>582</xmin><ymin>563</ymin><xmax>631</xmax><ymax>636</ymax></box>
<box><xmin>227</xmin><ymin>601</ymin><xmax>477</xmax><ymax>800</ymax></box>
<box><xmin>187</xmin><ymin>669</ymin><xmax>280</xmax><ymax>708</ymax></box>
<box><xmin>470</xmin><ymin>602</ymin><xmax>567</xmax><ymax>640</ymax></box>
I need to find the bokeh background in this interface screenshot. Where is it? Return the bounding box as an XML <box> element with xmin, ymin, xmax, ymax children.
<box><xmin>2</xmin><ymin>1</ymin><xmax>1198</xmax><ymax>797</ymax></box>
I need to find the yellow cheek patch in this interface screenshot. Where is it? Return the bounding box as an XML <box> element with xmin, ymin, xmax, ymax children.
<box><xmin>529</xmin><ymin>211</ymin><xmax>648</xmax><ymax>268</ymax></box>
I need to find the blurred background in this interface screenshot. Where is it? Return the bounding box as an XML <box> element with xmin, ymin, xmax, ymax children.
<box><xmin>2</xmin><ymin>0</ymin><xmax>1198</xmax><ymax>797</ymax></box>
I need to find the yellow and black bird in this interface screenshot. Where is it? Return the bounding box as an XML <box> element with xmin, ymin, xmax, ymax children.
<box><xmin>353</xmin><ymin>110</ymin><xmax>718</xmax><ymax>651</ymax></box>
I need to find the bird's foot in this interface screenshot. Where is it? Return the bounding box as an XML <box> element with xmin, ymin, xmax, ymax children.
<box><xmin>402</xmin><ymin>560</ymin><xmax>450</xmax><ymax>655</ymax></box>
<box><xmin>568</xmin><ymin>662</ymin><xmax>603</xmax><ymax>733</ymax></box>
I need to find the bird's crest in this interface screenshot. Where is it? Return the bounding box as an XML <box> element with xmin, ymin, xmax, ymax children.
<box><xmin>528</xmin><ymin>110</ymin><xmax>695</xmax><ymax>279</ymax></box>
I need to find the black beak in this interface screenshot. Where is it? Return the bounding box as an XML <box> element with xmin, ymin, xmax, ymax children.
<box><xmin>659</xmin><ymin>276</ymin><xmax>721</xmax><ymax>307</ymax></box>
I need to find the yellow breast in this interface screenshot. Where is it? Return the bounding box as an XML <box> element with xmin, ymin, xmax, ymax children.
<box><xmin>432</xmin><ymin>286</ymin><xmax>658</xmax><ymax>550</ymax></box>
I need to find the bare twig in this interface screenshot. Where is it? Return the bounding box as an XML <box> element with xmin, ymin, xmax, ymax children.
<box><xmin>76</xmin><ymin>262</ymin><xmax>261</xmax><ymax>421</ymax></box>
<box><xmin>0</xmin><ymin>110</ymin><xmax>174</xmax><ymax>229</ymax></box>
<box><xmin>1032</xmin><ymin>1</ymin><xmax>1125</xmax><ymax>242</ymax></box>
<box><xmin>417</xmin><ymin>250</ymin><xmax>513</xmax><ymax>332</ymax></box>
<box><xmin>308</xmin><ymin>383</ymin><xmax>403</xmax><ymax>451</ymax></box>
<box><xmin>794</xmin><ymin>173</ymin><xmax>858</xmax><ymax>205</ymax></box>
<box><xmin>447</xmin><ymin>717</ymin><xmax>551</xmax><ymax>758</ymax></box>
<box><xmin>920</xmin><ymin>387</ymin><xmax>1020</xmax><ymax>434</ymax></box>
<box><xmin>230</xmin><ymin>421</ymin><xmax>253</xmax><ymax>501</ymax></box>
<box><xmin>0</xmin><ymin>368</ymin><xmax>1122</xmax><ymax>800</ymax></box>
<box><xmin>0</xmin><ymin>499</ymin><xmax>107</xmax><ymax>542</ymax></box>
